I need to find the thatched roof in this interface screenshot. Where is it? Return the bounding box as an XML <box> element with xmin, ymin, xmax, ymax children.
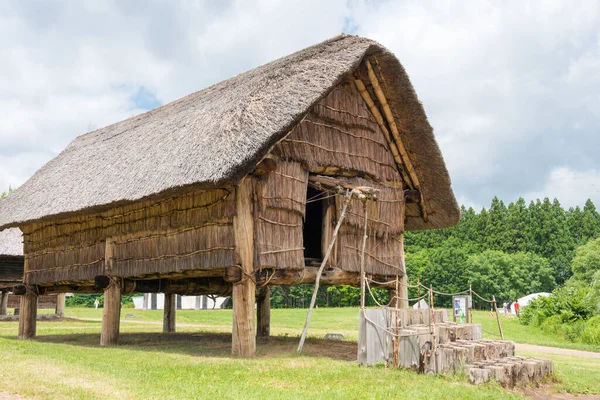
<box><xmin>0</xmin><ymin>35</ymin><xmax>459</xmax><ymax>231</ymax></box>
<box><xmin>0</xmin><ymin>228</ymin><xmax>23</xmax><ymax>257</ymax></box>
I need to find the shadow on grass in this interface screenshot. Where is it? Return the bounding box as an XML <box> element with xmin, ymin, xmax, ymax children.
<box><xmin>16</xmin><ymin>330</ymin><xmax>357</xmax><ymax>361</ymax></box>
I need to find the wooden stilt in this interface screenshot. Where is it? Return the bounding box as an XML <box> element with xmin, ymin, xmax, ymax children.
<box><xmin>163</xmin><ymin>293</ymin><xmax>176</xmax><ymax>333</ymax></box>
<box><xmin>194</xmin><ymin>296</ymin><xmax>201</xmax><ymax>310</ymax></box>
<box><xmin>232</xmin><ymin>178</ymin><xmax>256</xmax><ymax>357</ymax></box>
<box><xmin>55</xmin><ymin>293</ymin><xmax>66</xmax><ymax>317</ymax></box>
<box><xmin>257</xmin><ymin>287</ymin><xmax>271</xmax><ymax>338</ymax></box>
<box><xmin>18</xmin><ymin>286</ymin><xmax>38</xmax><ymax>340</ymax></box>
<box><xmin>398</xmin><ymin>233</ymin><xmax>409</xmax><ymax>309</ymax></box>
<box><xmin>143</xmin><ymin>293</ymin><xmax>150</xmax><ymax>310</ymax></box>
<box><xmin>0</xmin><ymin>291</ymin><xmax>8</xmax><ymax>316</ymax></box>
<box><xmin>100</xmin><ymin>278</ymin><xmax>122</xmax><ymax>346</ymax></box>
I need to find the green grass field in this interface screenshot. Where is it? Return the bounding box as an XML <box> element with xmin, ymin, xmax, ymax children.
<box><xmin>0</xmin><ymin>307</ymin><xmax>599</xmax><ymax>399</ymax></box>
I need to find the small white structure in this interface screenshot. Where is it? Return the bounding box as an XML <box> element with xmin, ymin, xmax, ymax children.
<box><xmin>132</xmin><ymin>294</ymin><xmax>228</xmax><ymax>310</ymax></box>
<box><xmin>412</xmin><ymin>299</ymin><xmax>428</xmax><ymax>309</ymax></box>
<box><xmin>516</xmin><ymin>293</ymin><xmax>550</xmax><ymax>309</ymax></box>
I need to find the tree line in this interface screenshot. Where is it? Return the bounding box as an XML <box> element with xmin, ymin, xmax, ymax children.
<box><xmin>272</xmin><ymin>197</ymin><xmax>600</xmax><ymax>309</ymax></box>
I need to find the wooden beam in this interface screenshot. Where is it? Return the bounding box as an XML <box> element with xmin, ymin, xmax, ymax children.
<box><xmin>17</xmin><ymin>286</ymin><xmax>37</xmax><ymax>340</ymax></box>
<box><xmin>365</xmin><ymin>60</ymin><xmax>427</xmax><ymax>221</ymax></box>
<box><xmin>163</xmin><ymin>293</ymin><xmax>176</xmax><ymax>333</ymax></box>
<box><xmin>397</xmin><ymin>233</ymin><xmax>408</xmax><ymax>309</ymax></box>
<box><xmin>256</xmin><ymin>287</ymin><xmax>270</xmax><ymax>338</ymax></box>
<box><xmin>255</xmin><ymin>267</ymin><xmax>399</xmax><ymax>289</ymax></box>
<box><xmin>353</xmin><ymin>77</ymin><xmax>412</xmax><ymax>188</ymax></box>
<box><xmin>0</xmin><ymin>291</ymin><xmax>8</xmax><ymax>316</ymax></box>
<box><xmin>231</xmin><ymin>178</ymin><xmax>256</xmax><ymax>357</ymax></box>
<box><xmin>55</xmin><ymin>293</ymin><xmax>66</xmax><ymax>317</ymax></box>
<box><xmin>94</xmin><ymin>276</ymin><xmax>232</xmax><ymax>296</ymax></box>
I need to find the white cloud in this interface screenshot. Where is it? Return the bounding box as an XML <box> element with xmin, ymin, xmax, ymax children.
<box><xmin>1</xmin><ymin>0</ymin><xmax>599</xmax><ymax>211</ymax></box>
<box><xmin>524</xmin><ymin>167</ymin><xmax>600</xmax><ymax>209</ymax></box>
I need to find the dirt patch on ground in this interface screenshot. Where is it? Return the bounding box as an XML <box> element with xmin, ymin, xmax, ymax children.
<box><xmin>30</xmin><ymin>331</ymin><xmax>357</xmax><ymax>361</ymax></box>
<box><xmin>523</xmin><ymin>388</ymin><xmax>600</xmax><ymax>399</ymax></box>
<box><xmin>0</xmin><ymin>392</ymin><xmax>27</xmax><ymax>400</ymax></box>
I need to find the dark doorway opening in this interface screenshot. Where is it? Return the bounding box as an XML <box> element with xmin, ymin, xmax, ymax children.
<box><xmin>304</xmin><ymin>186</ymin><xmax>324</xmax><ymax>261</ymax></box>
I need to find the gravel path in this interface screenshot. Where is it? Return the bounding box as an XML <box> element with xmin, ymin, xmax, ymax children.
<box><xmin>516</xmin><ymin>343</ymin><xmax>600</xmax><ymax>359</ymax></box>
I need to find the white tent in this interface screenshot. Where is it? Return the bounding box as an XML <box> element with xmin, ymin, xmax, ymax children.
<box><xmin>516</xmin><ymin>292</ymin><xmax>550</xmax><ymax>309</ymax></box>
<box><xmin>412</xmin><ymin>299</ymin><xmax>429</xmax><ymax>309</ymax></box>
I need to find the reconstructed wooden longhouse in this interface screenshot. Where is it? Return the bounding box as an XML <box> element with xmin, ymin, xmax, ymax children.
<box><xmin>0</xmin><ymin>35</ymin><xmax>459</xmax><ymax>355</ymax></box>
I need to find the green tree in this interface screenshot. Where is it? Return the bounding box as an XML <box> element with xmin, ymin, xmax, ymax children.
<box><xmin>571</xmin><ymin>237</ymin><xmax>600</xmax><ymax>282</ymax></box>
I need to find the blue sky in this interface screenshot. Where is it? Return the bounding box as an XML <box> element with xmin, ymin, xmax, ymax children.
<box><xmin>0</xmin><ymin>0</ymin><xmax>599</xmax><ymax>210</ymax></box>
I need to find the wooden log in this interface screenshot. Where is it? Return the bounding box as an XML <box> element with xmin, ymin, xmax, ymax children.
<box><xmin>231</xmin><ymin>178</ymin><xmax>256</xmax><ymax>357</ymax></box>
<box><xmin>101</xmin><ymin>278</ymin><xmax>121</xmax><ymax>346</ymax></box>
<box><xmin>255</xmin><ymin>267</ymin><xmax>398</xmax><ymax>289</ymax></box>
<box><xmin>256</xmin><ymin>287</ymin><xmax>270</xmax><ymax>338</ymax></box>
<box><xmin>55</xmin><ymin>293</ymin><xmax>66</xmax><ymax>317</ymax></box>
<box><xmin>0</xmin><ymin>291</ymin><xmax>8</xmax><ymax>316</ymax></box>
<box><xmin>163</xmin><ymin>293</ymin><xmax>176</xmax><ymax>333</ymax></box>
<box><xmin>13</xmin><ymin>283</ymin><xmax>100</xmax><ymax>295</ymax></box>
<box><xmin>17</xmin><ymin>286</ymin><xmax>38</xmax><ymax>340</ymax></box>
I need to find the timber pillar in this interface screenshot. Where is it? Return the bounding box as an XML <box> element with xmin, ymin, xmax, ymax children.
<box><xmin>18</xmin><ymin>286</ymin><xmax>38</xmax><ymax>340</ymax></box>
<box><xmin>100</xmin><ymin>278</ymin><xmax>122</xmax><ymax>346</ymax></box>
<box><xmin>163</xmin><ymin>293</ymin><xmax>176</xmax><ymax>333</ymax></box>
<box><xmin>55</xmin><ymin>293</ymin><xmax>66</xmax><ymax>317</ymax></box>
<box><xmin>257</xmin><ymin>286</ymin><xmax>271</xmax><ymax>338</ymax></box>
<box><xmin>231</xmin><ymin>178</ymin><xmax>256</xmax><ymax>357</ymax></box>
<box><xmin>0</xmin><ymin>291</ymin><xmax>8</xmax><ymax>316</ymax></box>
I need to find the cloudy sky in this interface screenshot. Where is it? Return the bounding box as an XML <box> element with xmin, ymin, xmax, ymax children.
<box><xmin>1</xmin><ymin>0</ymin><xmax>599</xmax><ymax>211</ymax></box>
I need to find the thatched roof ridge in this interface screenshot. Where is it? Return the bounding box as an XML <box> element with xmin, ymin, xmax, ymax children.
<box><xmin>0</xmin><ymin>35</ymin><xmax>459</xmax><ymax>231</ymax></box>
<box><xmin>0</xmin><ymin>228</ymin><xmax>23</xmax><ymax>257</ymax></box>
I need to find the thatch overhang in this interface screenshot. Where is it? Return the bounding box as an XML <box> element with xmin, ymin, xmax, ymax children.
<box><xmin>0</xmin><ymin>35</ymin><xmax>459</xmax><ymax>232</ymax></box>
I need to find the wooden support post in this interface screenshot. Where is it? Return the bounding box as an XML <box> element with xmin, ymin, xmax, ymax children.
<box><xmin>398</xmin><ymin>233</ymin><xmax>409</xmax><ymax>309</ymax></box>
<box><xmin>231</xmin><ymin>178</ymin><xmax>256</xmax><ymax>357</ymax></box>
<box><xmin>151</xmin><ymin>293</ymin><xmax>157</xmax><ymax>310</ymax></box>
<box><xmin>55</xmin><ymin>293</ymin><xmax>66</xmax><ymax>317</ymax></box>
<box><xmin>101</xmin><ymin>279</ymin><xmax>122</xmax><ymax>345</ymax></box>
<box><xmin>194</xmin><ymin>296</ymin><xmax>201</xmax><ymax>310</ymax></box>
<box><xmin>163</xmin><ymin>293</ymin><xmax>176</xmax><ymax>333</ymax></box>
<box><xmin>256</xmin><ymin>287</ymin><xmax>271</xmax><ymax>338</ymax></box>
<box><xmin>0</xmin><ymin>291</ymin><xmax>8</xmax><ymax>316</ymax></box>
<box><xmin>18</xmin><ymin>286</ymin><xmax>38</xmax><ymax>340</ymax></box>
<box><xmin>143</xmin><ymin>293</ymin><xmax>150</xmax><ymax>310</ymax></box>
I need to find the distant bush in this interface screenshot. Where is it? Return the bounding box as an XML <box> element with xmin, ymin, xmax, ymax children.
<box><xmin>66</xmin><ymin>293</ymin><xmax>136</xmax><ymax>308</ymax></box>
<box><xmin>521</xmin><ymin>279</ymin><xmax>598</xmax><ymax>345</ymax></box>
<box><xmin>582</xmin><ymin>316</ymin><xmax>600</xmax><ymax>345</ymax></box>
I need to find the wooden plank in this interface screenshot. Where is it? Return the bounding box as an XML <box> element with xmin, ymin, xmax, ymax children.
<box><xmin>163</xmin><ymin>293</ymin><xmax>176</xmax><ymax>333</ymax></box>
<box><xmin>256</xmin><ymin>287</ymin><xmax>270</xmax><ymax>338</ymax></box>
<box><xmin>231</xmin><ymin>178</ymin><xmax>256</xmax><ymax>357</ymax></box>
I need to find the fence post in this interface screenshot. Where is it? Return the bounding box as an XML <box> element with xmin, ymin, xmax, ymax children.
<box><xmin>492</xmin><ymin>295</ymin><xmax>504</xmax><ymax>340</ymax></box>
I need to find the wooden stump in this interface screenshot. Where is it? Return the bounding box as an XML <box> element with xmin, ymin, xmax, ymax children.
<box><xmin>232</xmin><ymin>178</ymin><xmax>256</xmax><ymax>357</ymax></box>
<box><xmin>163</xmin><ymin>293</ymin><xmax>176</xmax><ymax>333</ymax></box>
<box><xmin>257</xmin><ymin>287</ymin><xmax>271</xmax><ymax>338</ymax></box>
<box><xmin>0</xmin><ymin>291</ymin><xmax>8</xmax><ymax>316</ymax></box>
<box><xmin>100</xmin><ymin>279</ymin><xmax>122</xmax><ymax>346</ymax></box>
<box><xmin>55</xmin><ymin>293</ymin><xmax>66</xmax><ymax>317</ymax></box>
<box><xmin>18</xmin><ymin>288</ymin><xmax>38</xmax><ymax>340</ymax></box>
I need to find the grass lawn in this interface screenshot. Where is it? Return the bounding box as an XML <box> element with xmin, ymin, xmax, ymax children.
<box><xmin>0</xmin><ymin>307</ymin><xmax>598</xmax><ymax>399</ymax></box>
